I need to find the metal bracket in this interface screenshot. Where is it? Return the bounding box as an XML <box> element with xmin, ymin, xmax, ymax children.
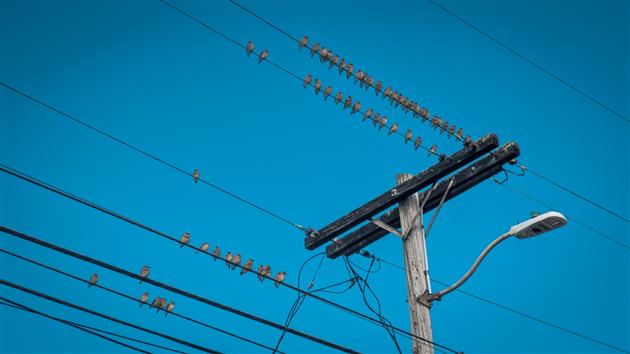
<box><xmin>416</xmin><ymin>290</ymin><xmax>437</xmax><ymax>309</ymax></box>
<box><xmin>424</xmin><ymin>177</ymin><xmax>455</xmax><ymax>239</ymax></box>
<box><xmin>369</xmin><ymin>218</ymin><xmax>403</xmax><ymax>238</ymax></box>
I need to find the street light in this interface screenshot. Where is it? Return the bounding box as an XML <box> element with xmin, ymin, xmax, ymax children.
<box><xmin>422</xmin><ymin>211</ymin><xmax>567</xmax><ymax>304</ymax></box>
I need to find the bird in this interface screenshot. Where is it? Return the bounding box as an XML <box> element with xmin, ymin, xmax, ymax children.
<box><xmin>362</xmin><ymin>108</ymin><xmax>373</xmax><ymax>122</ymax></box>
<box><xmin>372</xmin><ymin>113</ymin><xmax>381</xmax><ymax>127</ymax></box>
<box><xmin>351</xmin><ymin>102</ymin><xmax>361</xmax><ymax>115</ymax></box>
<box><xmin>355</xmin><ymin>69</ymin><xmax>363</xmax><ymax>85</ymax></box>
<box><xmin>365</xmin><ymin>76</ymin><xmax>374</xmax><ymax>91</ymax></box>
<box><xmin>383</xmin><ymin>86</ymin><xmax>392</xmax><ymax>99</ymax></box>
<box><xmin>314</xmin><ymin>79</ymin><xmax>322</xmax><ymax>95</ymax></box>
<box><xmin>274</xmin><ymin>272</ymin><xmax>286</xmax><ymax>288</ymax></box>
<box><xmin>334</xmin><ymin>91</ymin><xmax>343</xmax><ymax>105</ymax></box>
<box><xmin>379</xmin><ymin>116</ymin><xmax>387</xmax><ymax>131</ymax></box>
<box><xmin>165</xmin><ymin>301</ymin><xmax>175</xmax><ymax>317</ymax></box>
<box><xmin>338</xmin><ymin>58</ymin><xmax>346</xmax><ymax>74</ymax></box>
<box><xmin>257</xmin><ymin>264</ymin><xmax>265</xmax><ymax>282</ymax></box>
<box><xmin>343</xmin><ymin>96</ymin><xmax>352</xmax><ymax>110</ymax></box>
<box><xmin>139</xmin><ymin>292</ymin><xmax>149</xmax><ymax>307</ymax></box>
<box><xmin>241</xmin><ymin>259</ymin><xmax>254</xmax><ymax>275</ymax></box>
<box><xmin>319</xmin><ymin>47</ymin><xmax>328</xmax><ymax>63</ymax></box>
<box><xmin>159</xmin><ymin>298</ymin><xmax>168</xmax><ymax>313</ymax></box>
<box><xmin>329</xmin><ymin>54</ymin><xmax>339</xmax><ymax>69</ymax></box>
<box><xmin>325</xmin><ymin>50</ymin><xmax>333</xmax><ymax>62</ymax></box>
<box><xmin>259</xmin><ymin>265</ymin><xmax>269</xmax><ymax>283</ymax></box>
<box><xmin>310</xmin><ymin>42</ymin><xmax>320</xmax><ymax>57</ymax></box>
<box><xmin>192</xmin><ymin>169</ymin><xmax>200</xmax><ymax>183</ymax></box>
<box><xmin>346</xmin><ymin>63</ymin><xmax>354</xmax><ymax>79</ymax></box>
<box><xmin>448</xmin><ymin>125</ymin><xmax>456</xmax><ymax>138</ymax></box>
<box><xmin>197</xmin><ymin>242</ymin><xmax>210</xmax><ymax>254</ymax></box>
<box><xmin>299</xmin><ymin>35</ymin><xmax>308</xmax><ymax>50</ymax></box>
<box><xmin>212</xmin><ymin>246</ymin><xmax>220</xmax><ymax>261</ymax></box>
<box><xmin>421</xmin><ymin>108</ymin><xmax>430</xmax><ymax>122</ymax></box>
<box><xmin>179</xmin><ymin>232</ymin><xmax>190</xmax><ymax>248</ymax></box>
<box><xmin>414</xmin><ymin>137</ymin><xmax>422</xmax><ymax>151</ymax></box>
<box><xmin>391</xmin><ymin>91</ymin><xmax>399</xmax><ymax>106</ymax></box>
<box><xmin>151</xmin><ymin>297</ymin><xmax>162</xmax><ymax>310</ymax></box>
<box><xmin>374</xmin><ymin>81</ymin><xmax>382</xmax><ymax>96</ymax></box>
<box><xmin>257</xmin><ymin>49</ymin><xmax>268</xmax><ymax>64</ymax></box>
<box><xmin>264</xmin><ymin>265</ymin><xmax>272</xmax><ymax>279</ymax></box>
<box><xmin>231</xmin><ymin>253</ymin><xmax>242</xmax><ymax>270</ymax></box>
<box><xmin>428</xmin><ymin>145</ymin><xmax>438</xmax><ymax>156</ymax></box>
<box><xmin>388</xmin><ymin>123</ymin><xmax>398</xmax><ymax>135</ymax></box>
<box><xmin>225</xmin><ymin>251</ymin><xmax>233</xmax><ymax>268</ymax></box>
<box><xmin>441</xmin><ymin>121</ymin><xmax>449</xmax><ymax>134</ymax></box>
<box><xmin>405</xmin><ymin>129</ymin><xmax>412</xmax><ymax>143</ymax></box>
<box><xmin>303</xmin><ymin>74</ymin><xmax>312</xmax><ymax>88</ymax></box>
<box><xmin>463</xmin><ymin>135</ymin><xmax>472</xmax><ymax>146</ymax></box>
<box><xmin>246</xmin><ymin>40</ymin><xmax>254</xmax><ymax>57</ymax></box>
<box><xmin>88</xmin><ymin>273</ymin><xmax>98</xmax><ymax>287</ymax></box>
<box><xmin>455</xmin><ymin>128</ymin><xmax>463</xmax><ymax>141</ymax></box>
<box><xmin>323</xmin><ymin>86</ymin><xmax>332</xmax><ymax>100</ymax></box>
<box><xmin>139</xmin><ymin>265</ymin><xmax>150</xmax><ymax>283</ymax></box>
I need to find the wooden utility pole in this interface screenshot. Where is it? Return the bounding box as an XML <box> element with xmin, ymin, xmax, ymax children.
<box><xmin>398</xmin><ymin>173</ymin><xmax>433</xmax><ymax>354</ymax></box>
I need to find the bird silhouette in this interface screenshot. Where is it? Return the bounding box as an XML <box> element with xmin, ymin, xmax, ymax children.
<box><xmin>299</xmin><ymin>35</ymin><xmax>308</xmax><ymax>50</ymax></box>
<box><xmin>179</xmin><ymin>232</ymin><xmax>190</xmax><ymax>248</ymax></box>
<box><xmin>197</xmin><ymin>242</ymin><xmax>209</xmax><ymax>254</ymax></box>
<box><xmin>192</xmin><ymin>169</ymin><xmax>200</xmax><ymax>183</ymax></box>
<box><xmin>246</xmin><ymin>41</ymin><xmax>254</xmax><ymax>57</ymax></box>
<box><xmin>405</xmin><ymin>129</ymin><xmax>412</xmax><ymax>143</ymax></box>
<box><xmin>388</xmin><ymin>123</ymin><xmax>398</xmax><ymax>135</ymax></box>
<box><xmin>379</xmin><ymin>116</ymin><xmax>387</xmax><ymax>131</ymax></box>
<box><xmin>212</xmin><ymin>246</ymin><xmax>220</xmax><ymax>261</ymax></box>
<box><xmin>323</xmin><ymin>86</ymin><xmax>332</xmax><ymax>101</ymax></box>
<box><xmin>165</xmin><ymin>301</ymin><xmax>175</xmax><ymax>317</ymax></box>
<box><xmin>257</xmin><ymin>49</ymin><xmax>268</xmax><ymax>64</ymax></box>
<box><xmin>414</xmin><ymin>137</ymin><xmax>422</xmax><ymax>151</ymax></box>
<box><xmin>310</xmin><ymin>42</ymin><xmax>320</xmax><ymax>57</ymax></box>
<box><xmin>241</xmin><ymin>259</ymin><xmax>254</xmax><ymax>276</ymax></box>
<box><xmin>314</xmin><ymin>79</ymin><xmax>322</xmax><ymax>95</ymax></box>
<box><xmin>139</xmin><ymin>292</ymin><xmax>149</xmax><ymax>307</ymax></box>
<box><xmin>139</xmin><ymin>265</ymin><xmax>150</xmax><ymax>283</ymax></box>
<box><xmin>343</xmin><ymin>96</ymin><xmax>352</xmax><ymax>110</ymax></box>
<box><xmin>88</xmin><ymin>273</ymin><xmax>98</xmax><ymax>287</ymax></box>
<box><xmin>362</xmin><ymin>108</ymin><xmax>373</xmax><ymax>122</ymax></box>
<box><xmin>351</xmin><ymin>102</ymin><xmax>361</xmax><ymax>115</ymax></box>
<box><xmin>338</xmin><ymin>59</ymin><xmax>346</xmax><ymax>74</ymax></box>
<box><xmin>334</xmin><ymin>92</ymin><xmax>343</xmax><ymax>105</ymax></box>
<box><xmin>274</xmin><ymin>272</ymin><xmax>286</xmax><ymax>288</ymax></box>
<box><xmin>231</xmin><ymin>253</ymin><xmax>242</xmax><ymax>270</ymax></box>
<box><xmin>303</xmin><ymin>74</ymin><xmax>312</xmax><ymax>88</ymax></box>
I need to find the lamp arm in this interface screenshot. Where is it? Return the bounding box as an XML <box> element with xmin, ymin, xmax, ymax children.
<box><xmin>430</xmin><ymin>231</ymin><xmax>512</xmax><ymax>301</ymax></box>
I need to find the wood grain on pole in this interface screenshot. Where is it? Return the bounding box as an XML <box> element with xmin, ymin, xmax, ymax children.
<box><xmin>398</xmin><ymin>173</ymin><xmax>434</xmax><ymax>354</ymax></box>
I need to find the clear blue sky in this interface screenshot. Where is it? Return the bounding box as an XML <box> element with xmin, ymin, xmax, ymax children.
<box><xmin>1</xmin><ymin>0</ymin><xmax>628</xmax><ymax>353</ymax></box>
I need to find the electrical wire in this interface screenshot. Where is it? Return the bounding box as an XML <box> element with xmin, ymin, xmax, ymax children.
<box><xmin>371</xmin><ymin>254</ymin><xmax>630</xmax><ymax>353</ymax></box>
<box><xmin>0</xmin><ymin>247</ymin><xmax>287</xmax><ymax>354</ymax></box>
<box><xmin>0</xmin><ymin>164</ymin><xmax>463</xmax><ymax>354</ymax></box>
<box><xmin>427</xmin><ymin>0</ymin><xmax>629</xmax><ymax>124</ymax></box>
<box><xmin>0</xmin><ymin>298</ymin><xmax>154</xmax><ymax>354</ymax></box>
<box><xmin>0</xmin><ymin>298</ymin><xmax>188</xmax><ymax>354</ymax></box>
<box><xmin>0</xmin><ymin>280</ymin><xmax>223</xmax><ymax>354</ymax></box>
<box><xmin>0</xmin><ymin>226</ymin><xmax>360</xmax><ymax>354</ymax></box>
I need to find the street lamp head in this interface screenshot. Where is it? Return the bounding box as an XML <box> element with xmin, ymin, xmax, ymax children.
<box><xmin>509</xmin><ymin>211</ymin><xmax>567</xmax><ymax>239</ymax></box>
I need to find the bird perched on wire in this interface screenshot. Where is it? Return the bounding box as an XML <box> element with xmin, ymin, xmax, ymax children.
<box><xmin>274</xmin><ymin>272</ymin><xmax>286</xmax><ymax>288</ymax></box>
<box><xmin>225</xmin><ymin>251</ymin><xmax>233</xmax><ymax>268</ymax></box>
<box><xmin>88</xmin><ymin>273</ymin><xmax>98</xmax><ymax>287</ymax></box>
<box><xmin>463</xmin><ymin>135</ymin><xmax>472</xmax><ymax>146</ymax></box>
<box><xmin>441</xmin><ymin>121</ymin><xmax>449</xmax><ymax>135</ymax></box>
<box><xmin>212</xmin><ymin>246</ymin><xmax>220</xmax><ymax>261</ymax></box>
<box><xmin>355</xmin><ymin>69</ymin><xmax>363</xmax><ymax>85</ymax></box>
<box><xmin>165</xmin><ymin>301</ymin><xmax>175</xmax><ymax>317</ymax></box>
<box><xmin>151</xmin><ymin>296</ymin><xmax>162</xmax><ymax>311</ymax></box>
<box><xmin>257</xmin><ymin>49</ymin><xmax>268</xmax><ymax>64</ymax></box>
<box><xmin>391</xmin><ymin>91</ymin><xmax>399</xmax><ymax>106</ymax></box>
<box><xmin>372</xmin><ymin>113</ymin><xmax>381</xmax><ymax>127</ymax></box>
<box><xmin>374</xmin><ymin>81</ymin><xmax>382</xmax><ymax>96</ymax></box>
<box><xmin>192</xmin><ymin>169</ymin><xmax>200</xmax><ymax>183</ymax></box>
<box><xmin>303</xmin><ymin>74</ymin><xmax>312</xmax><ymax>88</ymax></box>
<box><xmin>197</xmin><ymin>242</ymin><xmax>210</xmax><ymax>254</ymax></box>
<box><xmin>246</xmin><ymin>40</ymin><xmax>254</xmax><ymax>57</ymax></box>
<box><xmin>405</xmin><ymin>130</ymin><xmax>412</xmax><ymax>143</ymax></box>
<box><xmin>323</xmin><ymin>86</ymin><xmax>332</xmax><ymax>101</ymax></box>
<box><xmin>388</xmin><ymin>123</ymin><xmax>399</xmax><ymax>135</ymax></box>
<box><xmin>428</xmin><ymin>145</ymin><xmax>438</xmax><ymax>156</ymax></box>
<box><xmin>299</xmin><ymin>35</ymin><xmax>308</xmax><ymax>50</ymax></box>
<box><xmin>179</xmin><ymin>232</ymin><xmax>190</xmax><ymax>248</ymax></box>
<box><xmin>264</xmin><ymin>265</ymin><xmax>272</xmax><ymax>280</ymax></box>
<box><xmin>448</xmin><ymin>125</ymin><xmax>456</xmax><ymax>138</ymax></box>
<box><xmin>346</xmin><ymin>63</ymin><xmax>354</xmax><ymax>79</ymax></box>
<box><xmin>139</xmin><ymin>292</ymin><xmax>149</xmax><ymax>307</ymax></box>
<box><xmin>241</xmin><ymin>259</ymin><xmax>254</xmax><ymax>276</ymax></box>
<box><xmin>314</xmin><ymin>79</ymin><xmax>322</xmax><ymax>95</ymax></box>
<box><xmin>325</xmin><ymin>50</ymin><xmax>333</xmax><ymax>62</ymax></box>
<box><xmin>414</xmin><ymin>137</ymin><xmax>422</xmax><ymax>151</ymax></box>
<box><xmin>139</xmin><ymin>265</ymin><xmax>150</xmax><ymax>283</ymax></box>
<box><xmin>338</xmin><ymin>58</ymin><xmax>346</xmax><ymax>74</ymax></box>
<box><xmin>231</xmin><ymin>253</ymin><xmax>242</xmax><ymax>270</ymax></box>
<box><xmin>319</xmin><ymin>47</ymin><xmax>328</xmax><ymax>63</ymax></box>
<box><xmin>310</xmin><ymin>42</ymin><xmax>320</xmax><ymax>57</ymax></box>
<box><xmin>351</xmin><ymin>102</ymin><xmax>361</xmax><ymax>115</ymax></box>
<box><xmin>362</xmin><ymin>108</ymin><xmax>373</xmax><ymax>122</ymax></box>
<box><xmin>455</xmin><ymin>128</ymin><xmax>463</xmax><ymax>141</ymax></box>
<box><xmin>334</xmin><ymin>91</ymin><xmax>343</xmax><ymax>105</ymax></box>
<box><xmin>257</xmin><ymin>264</ymin><xmax>265</xmax><ymax>282</ymax></box>
<box><xmin>420</xmin><ymin>108</ymin><xmax>430</xmax><ymax>122</ymax></box>
<box><xmin>383</xmin><ymin>86</ymin><xmax>392</xmax><ymax>99</ymax></box>
<box><xmin>343</xmin><ymin>96</ymin><xmax>352</xmax><ymax>110</ymax></box>
<box><xmin>159</xmin><ymin>298</ymin><xmax>168</xmax><ymax>313</ymax></box>
<box><xmin>365</xmin><ymin>76</ymin><xmax>374</xmax><ymax>91</ymax></box>
<box><xmin>329</xmin><ymin>54</ymin><xmax>339</xmax><ymax>69</ymax></box>
<box><xmin>379</xmin><ymin>116</ymin><xmax>388</xmax><ymax>131</ymax></box>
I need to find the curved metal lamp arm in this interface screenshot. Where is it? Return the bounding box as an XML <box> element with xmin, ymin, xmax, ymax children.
<box><xmin>429</xmin><ymin>231</ymin><xmax>512</xmax><ymax>302</ymax></box>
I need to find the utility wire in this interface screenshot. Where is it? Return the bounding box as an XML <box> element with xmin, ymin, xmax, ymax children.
<box><xmin>0</xmin><ymin>279</ymin><xmax>223</xmax><ymax>354</ymax></box>
<box><xmin>372</xmin><ymin>255</ymin><xmax>630</xmax><ymax>353</ymax></box>
<box><xmin>0</xmin><ymin>81</ymin><xmax>303</xmax><ymax>231</ymax></box>
<box><xmin>0</xmin><ymin>166</ymin><xmax>462</xmax><ymax>354</ymax></box>
<box><xmin>226</xmin><ymin>0</ymin><xmax>629</xmax><ymax>227</ymax></box>
<box><xmin>0</xmin><ymin>298</ymin><xmax>153</xmax><ymax>354</ymax></box>
<box><xmin>0</xmin><ymin>247</ymin><xmax>286</xmax><ymax>354</ymax></box>
<box><xmin>427</xmin><ymin>0</ymin><xmax>629</xmax><ymax>124</ymax></box>
<box><xmin>0</xmin><ymin>298</ymin><xmax>187</xmax><ymax>354</ymax></box>
<box><xmin>0</xmin><ymin>226</ymin><xmax>359</xmax><ymax>354</ymax></box>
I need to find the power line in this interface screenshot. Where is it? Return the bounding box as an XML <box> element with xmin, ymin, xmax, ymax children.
<box><xmin>427</xmin><ymin>0</ymin><xmax>629</xmax><ymax>124</ymax></box>
<box><xmin>225</xmin><ymin>0</ymin><xmax>629</xmax><ymax>228</ymax></box>
<box><xmin>0</xmin><ymin>298</ymin><xmax>187</xmax><ymax>354</ymax></box>
<box><xmin>0</xmin><ymin>298</ymin><xmax>153</xmax><ymax>354</ymax></box>
<box><xmin>372</xmin><ymin>255</ymin><xmax>630</xmax><ymax>353</ymax></box>
<box><xmin>0</xmin><ymin>225</ymin><xmax>361</xmax><ymax>354</ymax></box>
<box><xmin>0</xmin><ymin>165</ymin><xmax>462</xmax><ymax>354</ymax></box>
<box><xmin>0</xmin><ymin>247</ymin><xmax>286</xmax><ymax>354</ymax></box>
<box><xmin>0</xmin><ymin>81</ymin><xmax>304</xmax><ymax>231</ymax></box>
<box><xmin>0</xmin><ymin>279</ymin><xmax>223</xmax><ymax>354</ymax></box>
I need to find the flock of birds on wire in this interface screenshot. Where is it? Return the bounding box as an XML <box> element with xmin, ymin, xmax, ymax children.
<box><xmin>87</xmin><ymin>171</ymin><xmax>287</xmax><ymax>317</ymax></box>
<box><xmin>244</xmin><ymin>36</ymin><xmax>473</xmax><ymax>160</ymax></box>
